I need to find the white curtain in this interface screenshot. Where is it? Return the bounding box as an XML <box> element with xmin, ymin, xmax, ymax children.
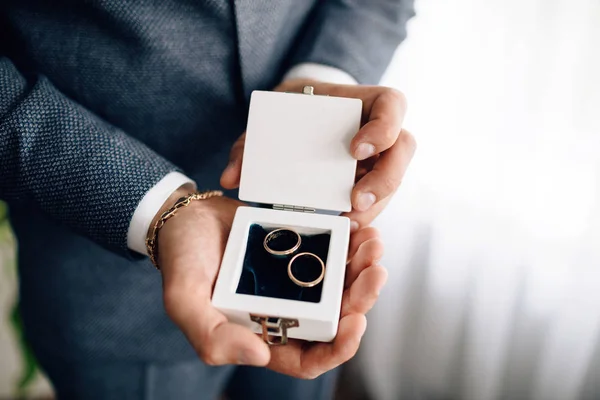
<box><xmin>361</xmin><ymin>0</ymin><xmax>600</xmax><ymax>399</ymax></box>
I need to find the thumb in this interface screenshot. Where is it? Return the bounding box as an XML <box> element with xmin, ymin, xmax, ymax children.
<box><xmin>221</xmin><ymin>133</ymin><xmax>246</xmax><ymax>189</ymax></box>
<box><xmin>164</xmin><ymin>273</ymin><xmax>270</xmax><ymax>367</ymax></box>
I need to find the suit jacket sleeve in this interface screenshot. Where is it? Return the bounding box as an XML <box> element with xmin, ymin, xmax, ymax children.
<box><xmin>289</xmin><ymin>0</ymin><xmax>416</xmax><ymax>85</ymax></box>
<box><xmin>0</xmin><ymin>57</ymin><xmax>178</xmax><ymax>257</ymax></box>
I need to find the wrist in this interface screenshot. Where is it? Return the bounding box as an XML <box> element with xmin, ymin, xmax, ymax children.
<box><xmin>128</xmin><ymin>172</ymin><xmax>197</xmax><ymax>255</ymax></box>
<box><xmin>147</xmin><ymin>183</ymin><xmax>195</xmax><ymax>241</ymax></box>
<box><xmin>146</xmin><ymin>189</ymin><xmax>224</xmax><ymax>269</ymax></box>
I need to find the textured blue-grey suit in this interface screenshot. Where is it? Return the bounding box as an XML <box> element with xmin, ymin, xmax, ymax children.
<box><xmin>0</xmin><ymin>1</ymin><xmax>414</xmax><ymax>398</ymax></box>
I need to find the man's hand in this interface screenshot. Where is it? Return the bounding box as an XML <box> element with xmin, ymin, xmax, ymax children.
<box><xmin>154</xmin><ymin>188</ymin><xmax>386</xmax><ymax>378</ymax></box>
<box><xmin>221</xmin><ymin>79</ymin><xmax>416</xmax><ymax>231</ymax></box>
<box><xmin>156</xmin><ymin>190</ymin><xmax>269</xmax><ymax>366</ymax></box>
<box><xmin>267</xmin><ymin>225</ymin><xmax>386</xmax><ymax>379</ymax></box>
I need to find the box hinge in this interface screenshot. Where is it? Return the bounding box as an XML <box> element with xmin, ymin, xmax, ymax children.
<box><xmin>250</xmin><ymin>314</ymin><xmax>299</xmax><ymax>345</ymax></box>
<box><xmin>273</xmin><ymin>204</ymin><xmax>315</xmax><ymax>213</ymax></box>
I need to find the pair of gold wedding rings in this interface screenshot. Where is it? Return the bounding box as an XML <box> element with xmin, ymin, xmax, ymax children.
<box><xmin>263</xmin><ymin>228</ymin><xmax>325</xmax><ymax>288</ymax></box>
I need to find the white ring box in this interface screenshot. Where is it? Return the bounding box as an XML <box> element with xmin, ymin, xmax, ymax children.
<box><xmin>211</xmin><ymin>88</ymin><xmax>362</xmax><ymax>344</ymax></box>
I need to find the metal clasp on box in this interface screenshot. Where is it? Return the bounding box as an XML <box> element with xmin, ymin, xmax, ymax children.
<box><xmin>250</xmin><ymin>315</ymin><xmax>299</xmax><ymax>345</ymax></box>
<box><xmin>285</xmin><ymin>85</ymin><xmax>318</xmax><ymax>96</ymax></box>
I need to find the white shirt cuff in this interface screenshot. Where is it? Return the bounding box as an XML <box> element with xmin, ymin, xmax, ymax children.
<box><xmin>283</xmin><ymin>63</ymin><xmax>358</xmax><ymax>85</ymax></box>
<box><xmin>127</xmin><ymin>171</ymin><xmax>196</xmax><ymax>255</ymax></box>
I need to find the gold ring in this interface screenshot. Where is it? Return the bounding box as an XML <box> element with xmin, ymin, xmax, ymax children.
<box><xmin>287</xmin><ymin>252</ymin><xmax>325</xmax><ymax>287</ymax></box>
<box><xmin>263</xmin><ymin>228</ymin><xmax>301</xmax><ymax>256</ymax></box>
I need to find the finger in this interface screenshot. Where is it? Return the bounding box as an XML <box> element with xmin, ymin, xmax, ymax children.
<box><xmin>347</xmin><ymin>226</ymin><xmax>380</xmax><ymax>261</ymax></box>
<box><xmin>268</xmin><ymin>313</ymin><xmax>367</xmax><ymax>379</ymax></box>
<box><xmin>355</xmin><ymin>155</ymin><xmax>379</xmax><ymax>183</ymax></box>
<box><xmin>165</xmin><ymin>291</ymin><xmax>270</xmax><ymax>366</ymax></box>
<box><xmin>351</xmin><ymin>129</ymin><xmax>416</xmax><ymax>212</ymax></box>
<box><xmin>350</xmin><ymin>89</ymin><xmax>407</xmax><ymax>160</ymax></box>
<box><xmin>345</xmin><ymin>236</ymin><xmax>384</xmax><ymax>288</ymax></box>
<box><xmin>341</xmin><ymin>265</ymin><xmax>388</xmax><ymax>317</ymax></box>
<box><xmin>163</xmin><ymin>264</ymin><xmax>270</xmax><ymax>367</ymax></box>
<box><xmin>220</xmin><ymin>133</ymin><xmax>246</xmax><ymax>189</ymax></box>
<box><xmin>297</xmin><ymin>314</ymin><xmax>367</xmax><ymax>379</ymax></box>
<box><xmin>201</xmin><ymin>316</ymin><xmax>271</xmax><ymax>366</ymax></box>
<box><xmin>343</xmin><ymin>196</ymin><xmax>392</xmax><ymax>232</ymax></box>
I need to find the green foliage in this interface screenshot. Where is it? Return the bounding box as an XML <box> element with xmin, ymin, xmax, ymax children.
<box><xmin>0</xmin><ymin>201</ymin><xmax>9</xmax><ymax>244</ymax></box>
<box><xmin>0</xmin><ymin>201</ymin><xmax>41</xmax><ymax>398</ymax></box>
<box><xmin>10</xmin><ymin>306</ymin><xmax>39</xmax><ymax>398</ymax></box>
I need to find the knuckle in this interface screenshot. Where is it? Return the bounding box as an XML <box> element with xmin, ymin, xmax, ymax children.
<box><xmin>200</xmin><ymin>350</ymin><xmax>219</xmax><ymax>366</ymax></box>
<box><xmin>203</xmin><ymin>357</ymin><xmax>218</xmax><ymax>367</ymax></box>
<box><xmin>300</xmin><ymin>369</ymin><xmax>321</xmax><ymax>380</ymax></box>
<box><xmin>383</xmin><ymin>87</ymin><xmax>408</xmax><ymax>110</ymax></box>
<box><xmin>197</xmin><ymin>329</ymin><xmax>214</xmax><ymax>349</ymax></box>
<box><xmin>399</xmin><ymin>129</ymin><xmax>417</xmax><ymax>152</ymax></box>
<box><xmin>380</xmin><ymin>174</ymin><xmax>401</xmax><ymax>195</ymax></box>
<box><xmin>346</xmin><ymin>346</ymin><xmax>360</xmax><ymax>361</ymax></box>
<box><xmin>338</xmin><ymin>342</ymin><xmax>360</xmax><ymax>362</ymax></box>
<box><xmin>381</xmin><ymin>124</ymin><xmax>399</xmax><ymax>146</ymax></box>
<box><xmin>369</xmin><ymin>237</ymin><xmax>385</xmax><ymax>254</ymax></box>
<box><xmin>341</xmin><ymin>298</ymin><xmax>353</xmax><ymax>316</ymax></box>
<box><xmin>362</xmin><ymin>226</ymin><xmax>381</xmax><ymax>240</ymax></box>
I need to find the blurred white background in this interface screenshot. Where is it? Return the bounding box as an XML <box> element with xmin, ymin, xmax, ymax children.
<box><xmin>362</xmin><ymin>0</ymin><xmax>600</xmax><ymax>399</ymax></box>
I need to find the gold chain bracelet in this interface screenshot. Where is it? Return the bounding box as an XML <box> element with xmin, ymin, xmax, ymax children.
<box><xmin>145</xmin><ymin>190</ymin><xmax>223</xmax><ymax>269</ymax></box>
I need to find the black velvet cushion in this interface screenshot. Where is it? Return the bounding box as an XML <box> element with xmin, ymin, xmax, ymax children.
<box><xmin>236</xmin><ymin>224</ymin><xmax>331</xmax><ymax>303</ymax></box>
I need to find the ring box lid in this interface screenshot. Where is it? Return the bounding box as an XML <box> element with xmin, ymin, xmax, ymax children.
<box><xmin>239</xmin><ymin>90</ymin><xmax>362</xmax><ymax>213</ymax></box>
